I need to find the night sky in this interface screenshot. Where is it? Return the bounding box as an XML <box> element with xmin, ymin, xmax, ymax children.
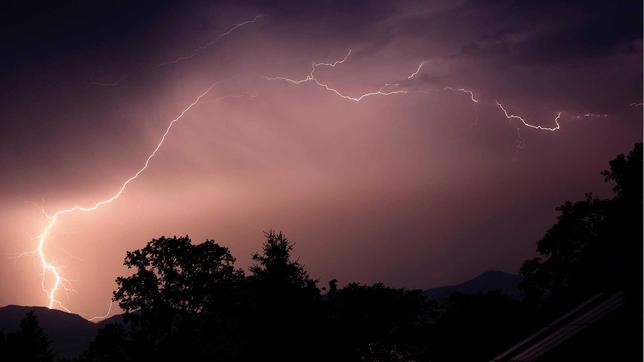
<box><xmin>0</xmin><ymin>0</ymin><xmax>641</xmax><ymax>319</ymax></box>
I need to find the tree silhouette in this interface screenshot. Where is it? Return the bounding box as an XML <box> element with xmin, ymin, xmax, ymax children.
<box><xmin>249</xmin><ymin>231</ymin><xmax>318</xmax><ymax>291</ymax></box>
<box><xmin>112</xmin><ymin>235</ymin><xmax>243</xmax><ymax>360</ymax></box>
<box><xmin>520</xmin><ymin>143</ymin><xmax>642</xmax><ymax>311</ymax></box>
<box><xmin>242</xmin><ymin>230</ymin><xmax>324</xmax><ymax>361</ymax></box>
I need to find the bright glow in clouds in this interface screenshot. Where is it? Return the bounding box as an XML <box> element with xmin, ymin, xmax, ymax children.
<box><xmin>2</xmin><ymin>1</ymin><xmax>637</xmax><ymax>321</ymax></box>
<box><xmin>24</xmin><ymin>49</ymin><xmax>617</xmax><ymax>318</ymax></box>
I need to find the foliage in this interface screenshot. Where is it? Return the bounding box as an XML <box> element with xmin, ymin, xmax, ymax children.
<box><xmin>520</xmin><ymin>143</ymin><xmax>642</xmax><ymax>311</ymax></box>
<box><xmin>112</xmin><ymin>236</ymin><xmax>243</xmax><ymax>360</ymax></box>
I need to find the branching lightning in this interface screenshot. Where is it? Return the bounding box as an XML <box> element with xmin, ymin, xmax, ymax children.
<box><xmin>264</xmin><ymin>46</ymin><xmax>617</xmax><ymax>149</ymax></box>
<box><xmin>158</xmin><ymin>15</ymin><xmax>263</xmax><ymax>66</ymax></box>
<box><xmin>26</xmin><ymin>28</ymin><xmax>615</xmax><ymax>319</ymax></box>
<box><xmin>264</xmin><ymin>50</ymin><xmax>575</xmax><ymax>134</ymax></box>
<box><xmin>33</xmin><ymin>84</ymin><xmax>215</xmax><ymax>318</ymax></box>
<box><xmin>265</xmin><ymin>49</ymin><xmax>409</xmax><ymax>102</ymax></box>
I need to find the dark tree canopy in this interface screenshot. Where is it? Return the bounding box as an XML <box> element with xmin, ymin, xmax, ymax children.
<box><xmin>112</xmin><ymin>236</ymin><xmax>243</xmax><ymax>360</ymax></box>
<box><xmin>243</xmin><ymin>231</ymin><xmax>324</xmax><ymax>361</ymax></box>
<box><xmin>520</xmin><ymin>143</ymin><xmax>643</xmax><ymax>310</ymax></box>
<box><xmin>602</xmin><ymin>142</ymin><xmax>643</xmax><ymax>202</ymax></box>
<box><xmin>114</xmin><ymin>235</ymin><xmax>242</xmax><ymax>317</ymax></box>
<box><xmin>249</xmin><ymin>231</ymin><xmax>316</xmax><ymax>290</ymax></box>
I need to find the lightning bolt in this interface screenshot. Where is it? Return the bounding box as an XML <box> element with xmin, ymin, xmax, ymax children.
<box><xmin>407</xmin><ymin>61</ymin><xmax>426</xmax><ymax>80</ymax></box>
<box><xmin>265</xmin><ymin>48</ymin><xmax>611</xmax><ymax>139</ymax></box>
<box><xmin>630</xmin><ymin>102</ymin><xmax>643</xmax><ymax>107</ymax></box>
<box><xmin>35</xmin><ymin>38</ymin><xmax>609</xmax><ymax>317</ymax></box>
<box><xmin>444</xmin><ymin>87</ymin><xmax>479</xmax><ymax>103</ymax></box>
<box><xmin>442</xmin><ymin>87</ymin><xmax>481</xmax><ymax>127</ymax></box>
<box><xmin>496</xmin><ymin>101</ymin><xmax>562</xmax><ymax>132</ymax></box>
<box><xmin>265</xmin><ymin>49</ymin><xmax>409</xmax><ymax>102</ymax></box>
<box><xmin>158</xmin><ymin>15</ymin><xmax>263</xmax><ymax>66</ymax></box>
<box><xmin>88</xmin><ymin>302</ymin><xmax>114</xmax><ymax>322</ymax></box>
<box><xmin>34</xmin><ymin>84</ymin><xmax>215</xmax><ymax>315</ymax></box>
<box><xmin>396</xmin><ymin>59</ymin><xmax>603</xmax><ymax>132</ymax></box>
<box><xmin>404</xmin><ymin>62</ymin><xmax>481</xmax><ymax>104</ymax></box>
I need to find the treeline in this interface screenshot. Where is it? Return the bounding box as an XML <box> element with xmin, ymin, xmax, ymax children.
<box><xmin>1</xmin><ymin>143</ymin><xmax>641</xmax><ymax>362</ymax></box>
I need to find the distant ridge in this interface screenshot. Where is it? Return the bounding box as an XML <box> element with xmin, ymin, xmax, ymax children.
<box><xmin>0</xmin><ymin>305</ymin><xmax>98</xmax><ymax>358</ymax></box>
<box><xmin>97</xmin><ymin>313</ymin><xmax>126</xmax><ymax>326</ymax></box>
<box><xmin>423</xmin><ymin>270</ymin><xmax>522</xmax><ymax>300</ymax></box>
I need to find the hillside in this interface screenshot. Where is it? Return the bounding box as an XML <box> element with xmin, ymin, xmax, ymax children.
<box><xmin>0</xmin><ymin>305</ymin><xmax>98</xmax><ymax>358</ymax></box>
<box><xmin>423</xmin><ymin>270</ymin><xmax>522</xmax><ymax>300</ymax></box>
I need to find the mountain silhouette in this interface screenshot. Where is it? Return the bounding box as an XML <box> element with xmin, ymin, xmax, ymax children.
<box><xmin>96</xmin><ymin>313</ymin><xmax>125</xmax><ymax>327</ymax></box>
<box><xmin>0</xmin><ymin>305</ymin><xmax>99</xmax><ymax>358</ymax></box>
<box><xmin>423</xmin><ymin>270</ymin><xmax>521</xmax><ymax>299</ymax></box>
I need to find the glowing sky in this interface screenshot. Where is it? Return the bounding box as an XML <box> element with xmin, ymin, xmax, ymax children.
<box><xmin>0</xmin><ymin>1</ymin><xmax>641</xmax><ymax>319</ymax></box>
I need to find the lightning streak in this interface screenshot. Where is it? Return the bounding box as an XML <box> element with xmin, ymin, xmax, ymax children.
<box><xmin>407</xmin><ymin>61</ymin><xmax>426</xmax><ymax>80</ymax></box>
<box><xmin>266</xmin><ymin>49</ymin><xmax>607</xmax><ymax>137</ymax></box>
<box><xmin>496</xmin><ymin>101</ymin><xmax>561</xmax><ymax>132</ymax></box>
<box><xmin>158</xmin><ymin>15</ymin><xmax>263</xmax><ymax>66</ymax></box>
<box><xmin>266</xmin><ymin>51</ymin><xmax>575</xmax><ymax>134</ymax></box>
<box><xmin>444</xmin><ymin>87</ymin><xmax>479</xmax><ymax>103</ymax></box>
<box><xmin>35</xmin><ymin>84</ymin><xmax>215</xmax><ymax>314</ymax></box>
<box><xmin>265</xmin><ymin>49</ymin><xmax>409</xmax><ymax>102</ymax></box>
<box><xmin>88</xmin><ymin>302</ymin><xmax>114</xmax><ymax>322</ymax></box>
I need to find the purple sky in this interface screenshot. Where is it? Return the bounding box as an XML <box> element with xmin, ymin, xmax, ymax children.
<box><xmin>0</xmin><ymin>0</ymin><xmax>641</xmax><ymax>319</ymax></box>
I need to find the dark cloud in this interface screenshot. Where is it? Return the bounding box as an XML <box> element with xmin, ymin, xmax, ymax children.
<box><xmin>456</xmin><ymin>0</ymin><xmax>642</xmax><ymax>65</ymax></box>
<box><xmin>0</xmin><ymin>1</ymin><xmax>176</xmax><ymax>67</ymax></box>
